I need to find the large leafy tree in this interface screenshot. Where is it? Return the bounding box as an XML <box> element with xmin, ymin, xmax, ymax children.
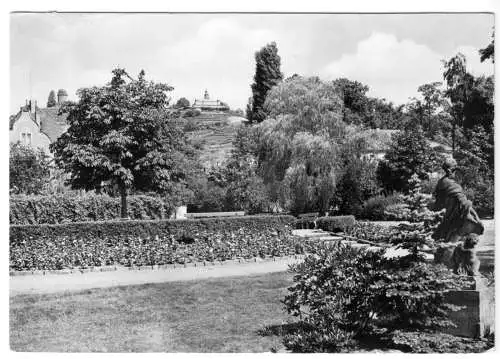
<box><xmin>10</xmin><ymin>142</ymin><xmax>51</xmax><ymax>195</ymax></box>
<box><xmin>240</xmin><ymin>76</ymin><xmax>345</xmax><ymax>214</ymax></box>
<box><xmin>406</xmin><ymin>82</ymin><xmax>452</xmax><ymax>140</ymax></box>
<box><xmin>47</xmin><ymin>90</ymin><xmax>57</xmax><ymax>108</ymax></box>
<box><xmin>333</xmin><ymin>78</ymin><xmax>369</xmax><ymax>125</ymax></box>
<box><xmin>51</xmin><ymin>68</ymin><xmax>201</xmax><ymax>218</ymax></box>
<box><xmin>246</xmin><ymin>42</ymin><xmax>283</xmax><ymax>124</ymax></box>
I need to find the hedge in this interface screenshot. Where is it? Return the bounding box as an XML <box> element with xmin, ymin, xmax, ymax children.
<box><xmin>10</xmin><ymin>194</ymin><xmax>175</xmax><ymax>225</ymax></box>
<box><xmin>316</xmin><ymin>216</ymin><xmax>356</xmax><ymax>233</ymax></box>
<box><xmin>10</xmin><ymin>215</ymin><xmax>297</xmax><ymax>271</ymax></box>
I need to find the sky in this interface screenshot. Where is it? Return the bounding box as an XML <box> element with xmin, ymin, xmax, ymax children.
<box><xmin>10</xmin><ymin>13</ymin><xmax>494</xmax><ymax>114</ymax></box>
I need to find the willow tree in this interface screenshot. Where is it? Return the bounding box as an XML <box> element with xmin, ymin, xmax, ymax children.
<box><xmin>242</xmin><ymin>76</ymin><xmax>346</xmax><ymax>215</ymax></box>
<box><xmin>51</xmin><ymin>69</ymin><xmax>201</xmax><ymax>218</ymax></box>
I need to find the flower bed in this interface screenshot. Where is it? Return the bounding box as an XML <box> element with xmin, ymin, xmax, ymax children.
<box><xmin>10</xmin><ymin>215</ymin><xmax>299</xmax><ymax>271</ymax></box>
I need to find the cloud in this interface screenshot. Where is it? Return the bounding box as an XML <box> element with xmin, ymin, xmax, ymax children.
<box><xmin>322</xmin><ymin>32</ymin><xmax>494</xmax><ymax>104</ymax></box>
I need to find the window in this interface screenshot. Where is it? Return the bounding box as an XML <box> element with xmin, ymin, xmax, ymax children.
<box><xmin>20</xmin><ymin>128</ymin><xmax>32</xmax><ymax>145</ymax></box>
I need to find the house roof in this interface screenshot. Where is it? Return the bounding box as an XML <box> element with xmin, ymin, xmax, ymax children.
<box><xmin>38</xmin><ymin>107</ymin><xmax>68</xmax><ymax>141</ymax></box>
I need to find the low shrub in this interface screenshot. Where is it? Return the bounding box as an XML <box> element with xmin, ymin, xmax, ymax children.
<box><xmin>359</xmin><ymin>194</ymin><xmax>404</xmax><ymax>221</ymax></box>
<box><xmin>10</xmin><ymin>215</ymin><xmax>297</xmax><ymax>271</ymax></box>
<box><xmin>293</xmin><ymin>218</ymin><xmax>316</xmax><ymax>229</ymax></box>
<box><xmin>10</xmin><ymin>193</ymin><xmax>175</xmax><ymax>225</ymax></box>
<box><xmin>316</xmin><ymin>215</ymin><xmax>356</xmax><ymax>233</ymax></box>
<box><xmin>282</xmin><ymin>243</ymin><xmax>473</xmax><ymax>353</ymax></box>
<box><xmin>345</xmin><ymin>222</ymin><xmax>397</xmax><ymax>244</ymax></box>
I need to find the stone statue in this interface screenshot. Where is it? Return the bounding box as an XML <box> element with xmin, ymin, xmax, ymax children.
<box><xmin>451</xmin><ymin>234</ymin><xmax>480</xmax><ymax>276</ymax></box>
<box><xmin>432</xmin><ymin>158</ymin><xmax>484</xmax><ymax>274</ymax></box>
<box><xmin>433</xmin><ymin>158</ymin><xmax>484</xmax><ymax>242</ymax></box>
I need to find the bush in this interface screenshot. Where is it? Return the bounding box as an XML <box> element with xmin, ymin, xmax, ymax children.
<box><xmin>10</xmin><ymin>143</ymin><xmax>51</xmax><ymax>195</ymax></box>
<box><xmin>10</xmin><ymin>193</ymin><xmax>176</xmax><ymax>225</ymax></box>
<box><xmin>316</xmin><ymin>215</ymin><xmax>356</xmax><ymax>233</ymax></box>
<box><xmin>10</xmin><ymin>215</ymin><xmax>296</xmax><ymax>271</ymax></box>
<box><xmin>282</xmin><ymin>243</ymin><xmax>472</xmax><ymax>353</ymax></box>
<box><xmin>359</xmin><ymin>194</ymin><xmax>404</xmax><ymax>220</ymax></box>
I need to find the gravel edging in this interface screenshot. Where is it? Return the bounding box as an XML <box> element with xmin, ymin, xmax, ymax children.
<box><xmin>9</xmin><ymin>254</ymin><xmax>306</xmax><ymax>277</ymax></box>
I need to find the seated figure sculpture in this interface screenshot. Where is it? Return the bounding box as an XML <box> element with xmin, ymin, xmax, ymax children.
<box><xmin>433</xmin><ymin>158</ymin><xmax>484</xmax><ymax>242</ymax></box>
<box><xmin>432</xmin><ymin>158</ymin><xmax>484</xmax><ymax>274</ymax></box>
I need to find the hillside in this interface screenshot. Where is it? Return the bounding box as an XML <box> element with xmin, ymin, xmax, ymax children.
<box><xmin>179</xmin><ymin>112</ymin><xmax>248</xmax><ymax>167</ymax></box>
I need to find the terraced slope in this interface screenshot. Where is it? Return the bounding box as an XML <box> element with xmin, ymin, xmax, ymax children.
<box><xmin>183</xmin><ymin>113</ymin><xmax>247</xmax><ymax>167</ymax></box>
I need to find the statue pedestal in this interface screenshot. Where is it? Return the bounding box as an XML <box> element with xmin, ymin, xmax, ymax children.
<box><xmin>444</xmin><ymin>276</ymin><xmax>495</xmax><ymax>338</ymax></box>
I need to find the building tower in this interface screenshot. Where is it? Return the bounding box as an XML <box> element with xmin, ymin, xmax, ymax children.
<box><xmin>57</xmin><ymin>89</ymin><xmax>68</xmax><ymax>105</ymax></box>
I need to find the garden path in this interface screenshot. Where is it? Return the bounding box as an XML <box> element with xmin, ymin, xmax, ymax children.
<box><xmin>10</xmin><ymin>256</ymin><xmax>304</xmax><ymax>296</ymax></box>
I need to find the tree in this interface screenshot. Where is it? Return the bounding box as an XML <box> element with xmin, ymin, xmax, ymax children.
<box><xmin>377</xmin><ymin>126</ymin><xmax>439</xmax><ymax>193</ymax></box>
<box><xmin>442</xmin><ymin>53</ymin><xmax>474</xmax><ymax>152</ymax></box>
<box><xmin>51</xmin><ymin>68</ymin><xmax>201</xmax><ymax>218</ymax></box>
<box><xmin>336</xmin><ymin>137</ymin><xmax>380</xmax><ymax>215</ymax></box>
<box><xmin>10</xmin><ymin>142</ymin><xmax>51</xmax><ymax>195</ymax></box>
<box><xmin>333</xmin><ymin>78</ymin><xmax>369</xmax><ymax>125</ymax></box>
<box><xmin>244</xmin><ymin>76</ymin><xmax>345</xmax><ymax>214</ymax></box>
<box><xmin>175</xmin><ymin>97</ymin><xmax>190</xmax><ymax>109</ymax></box>
<box><xmin>405</xmin><ymin>82</ymin><xmax>452</xmax><ymax>140</ymax></box>
<box><xmin>47</xmin><ymin>90</ymin><xmax>57</xmax><ymax>107</ymax></box>
<box><xmin>247</xmin><ymin>42</ymin><xmax>283</xmax><ymax>124</ymax></box>
<box><xmin>479</xmin><ymin>31</ymin><xmax>494</xmax><ymax>63</ymax></box>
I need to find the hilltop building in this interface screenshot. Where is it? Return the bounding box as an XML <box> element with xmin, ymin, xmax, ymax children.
<box><xmin>9</xmin><ymin>89</ymin><xmax>69</xmax><ymax>154</ymax></box>
<box><xmin>192</xmin><ymin>89</ymin><xmax>229</xmax><ymax>111</ymax></box>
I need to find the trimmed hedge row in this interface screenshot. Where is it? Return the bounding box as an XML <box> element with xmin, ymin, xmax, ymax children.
<box><xmin>10</xmin><ymin>194</ymin><xmax>175</xmax><ymax>225</ymax></box>
<box><xmin>10</xmin><ymin>215</ymin><xmax>297</xmax><ymax>271</ymax></box>
<box><xmin>316</xmin><ymin>215</ymin><xmax>356</xmax><ymax>233</ymax></box>
<box><xmin>294</xmin><ymin>215</ymin><xmax>357</xmax><ymax>231</ymax></box>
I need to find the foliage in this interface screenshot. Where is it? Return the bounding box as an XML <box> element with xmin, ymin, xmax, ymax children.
<box><xmin>282</xmin><ymin>243</ymin><xmax>472</xmax><ymax>353</ymax></box>
<box><xmin>175</xmin><ymin>97</ymin><xmax>190</xmax><ymax>109</ymax></box>
<box><xmin>479</xmin><ymin>31</ymin><xmax>494</xmax><ymax>63</ymax></box>
<box><xmin>377</xmin><ymin>126</ymin><xmax>440</xmax><ymax>193</ymax></box>
<box><xmin>405</xmin><ymin>82</ymin><xmax>453</xmax><ymax>140</ymax></box>
<box><xmin>336</xmin><ymin>137</ymin><xmax>381</xmax><ymax>215</ymax></box>
<box><xmin>247</xmin><ymin>42</ymin><xmax>283</xmax><ymax>124</ymax></box>
<box><xmin>183</xmin><ymin>108</ymin><xmax>201</xmax><ymax>118</ymax></box>
<box><xmin>10</xmin><ymin>215</ymin><xmax>296</xmax><ymax>271</ymax></box>
<box><xmin>455</xmin><ymin>126</ymin><xmax>494</xmax><ymax>217</ymax></box>
<box><xmin>245</xmin><ymin>76</ymin><xmax>346</xmax><ymax>214</ymax></box>
<box><xmin>359</xmin><ymin>193</ymin><xmax>404</xmax><ymax>220</ymax></box>
<box><xmin>10</xmin><ymin>142</ymin><xmax>52</xmax><ymax>195</ymax></box>
<box><xmin>51</xmin><ymin>68</ymin><xmax>202</xmax><ymax>218</ymax></box>
<box><xmin>316</xmin><ymin>216</ymin><xmax>356</xmax><ymax>233</ymax></box>
<box><xmin>10</xmin><ymin>193</ymin><xmax>175</xmax><ymax>225</ymax></box>
<box><xmin>47</xmin><ymin>90</ymin><xmax>57</xmax><ymax>107</ymax></box>
<box><xmin>389</xmin><ymin>330</ymin><xmax>494</xmax><ymax>353</ymax></box>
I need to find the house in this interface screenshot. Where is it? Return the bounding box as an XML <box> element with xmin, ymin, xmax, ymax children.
<box><xmin>192</xmin><ymin>89</ymin><xmax>229</xmax><ymax>112</ymax></box>
<box><xmin>9</xmin><ymin>89</ymin><xmax>69</xmax><ymax>154</ymax></box>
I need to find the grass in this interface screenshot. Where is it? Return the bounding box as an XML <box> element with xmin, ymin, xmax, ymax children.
<box><xmin>10</xmin><ymin>272</ymin><xmax>294</xmax><ymax>352</ymax></box>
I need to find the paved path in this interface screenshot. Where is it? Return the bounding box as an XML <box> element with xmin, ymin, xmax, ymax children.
<box><xmin>10</xmin><ymin>257</ymin><xmax>304</xmax><ymax>296</ymax></box>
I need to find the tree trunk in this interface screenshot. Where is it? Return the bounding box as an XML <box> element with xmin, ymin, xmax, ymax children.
<box><xmin>120</xmin><ymin>182</ymin><xmax>128</xmax><ymax>219</ymax></box>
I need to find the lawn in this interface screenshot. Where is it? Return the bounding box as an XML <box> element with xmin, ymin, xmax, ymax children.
<box><xmin>10</xmin><ymin>272</ymin><xmax>294</xmax><ymax>352</ymax></box>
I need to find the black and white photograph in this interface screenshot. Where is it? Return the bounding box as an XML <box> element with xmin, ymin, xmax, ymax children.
<box><xmin>7</xmin><ymin>3</ymin><xmax>497</xmax><ymax>353</ymax></box>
